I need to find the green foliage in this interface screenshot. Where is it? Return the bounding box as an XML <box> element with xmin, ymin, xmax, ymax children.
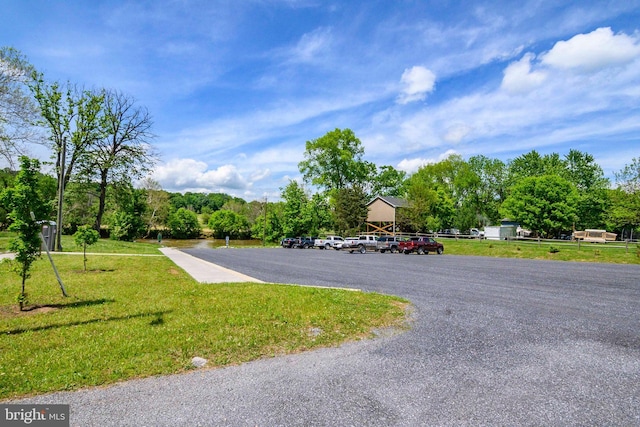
<box><xmin>614</xmin><ymin>157</ymin><xmax>640</xmax><ymax>193</ymax></box>
<box><xmin>207</xmin><ymin>209</ymin><xmax>250</xmax><ymax>239</ymax></box>
<box><xmin>73</xmin><ymin>225</ymin><xmax>100</xmax><ymax>271</ymax></box>
<box><xmin>370</xmin><ymin>165</ymin><xmax>407</xmax><ymax>197</ymax></box>
<box><xmin>167</xmin><ymin>207</ymin><xmax>201</xmax><ymax>239</ymax></box>
<box><xmin>170</xmin><ymin>192</ymin><xmax>232</xmax><ymax>214</ymax></box>
<box><xmin>0</xmin><ymin>157</ymin><xmax>49</xmax><ymax>309</ymax></box>
<box><xmin>280</xmin><ymin>181</ymin><xmax>310</xmax><ymax>237</ymax></box>
<box><xmin>108</xmin><ymin>211</ymin><xmax>138</xmax><ymax>241</ymax></box>
<box><xmin>549</xmin><ymin>246</ymin><xmax>560</xmax><ymax>253</ymax></box>
<box><xmin>63</xmin><ymin>181</ymin><xmax>100</xmax><ymax>233</ymax></box>
<box><xmin>333</xmin><ymin>186</ymin><xmax>368</xmax><ymax>235</ymax></box>
<box><xmin>299</xmin><ymin>128</ymin><xmax>375</xmax><ymax>194</ymax></box>
<box><xmin>467</xmin><ymin>155</ymin><xmax>507</xmax><ymax>226</ymax></box>
<box><xmin>106</xmin><ymin>184</ymin><xmax>147</xmax><ymax>240</ymax></box>
<box><xmin>251</xmin><ymin>202</ymin><xmax>285</xmax><ymax>243</ymax></box>
<box><xmin>0</xmin><ymin>168</ymin><xmax>17</xmax><ymax>229</ymax></box>
<box><xmin>501</xmin><ymin>175</ymin><xmax>579</xmax><ymax>238</ymax></box>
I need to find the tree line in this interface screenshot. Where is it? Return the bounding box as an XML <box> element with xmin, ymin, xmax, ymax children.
<box><xmin>1</xmin><ymin>46</ymin><xmax>639</xmax><ymax>244</ymax></box>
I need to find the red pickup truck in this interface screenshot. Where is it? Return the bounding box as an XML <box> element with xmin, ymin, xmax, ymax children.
<box><xmin>398</xmin><ymin>236</ymin><xmax>444</xmax><ymax>255</ymax></box>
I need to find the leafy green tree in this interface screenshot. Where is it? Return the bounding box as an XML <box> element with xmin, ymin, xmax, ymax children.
<box><xmin>251</xmin><ymin>202</ymin><xmax>284</xmax><ymax>243</ymax></box>
<box><xmin>564</xmin><ymin>149</ymin><xmax>610</xmax><ymax>230</ymax></box>
<box><xmin>606</xmin><ymin>188</ymin><xmax>640</xmax><ymax>239</ymax></box>
<box><xmin>302</xmin><ymin>193</ymin><xmax>333</xmax><ymax>236</ymax></box>
<box><xmin>73</xmin><ymin>224</ymin><xmax>99</xmax><ymax>271</ymax></box>
<box><xmin>0</xmin><ymin>157</ymin><xmax>50</xmax><ymax>310</ymax></box>
<box><xmin>207</xmin><ymin>209</ymin><xmax>250</xmax><ymax>239</ymax></box>
<box><xmin>333</xmin><ymin>186</ymin><xmax>368</xmax><ymax>236</ymax></box>
<box><xmin>0</xmin><ymin>167</ymin><xmax>16</xmax><ymax>229</ymax></box>
<box><xmin>30</xmin><ymin>75</ymin><xmax>104</xmax><ymax>250</ymax></box>
<box><xmin>299</xmin><ymin>128</ymin><xmax>375</xmax><ymax>194</ymax></box>
<box><xmin>62</xmin><ymin>181</ymin><xmax>99</xmax><ymax>233</ymax></box>
<box><xmin>404</xmin><ymin>173</ymin><xmax>439</xmax><ymax>232</ymax></box>
<box><xmin>608</xmin><ymin>158</ymin><xmax>640</xmax><ymax>238</ymax></box>
<box><xmin>500</xmin><ymin>175</ymin><xmax>579</xmax><ymax>238</ymax></box>
<box><xmin>403</xmin><ymin>155</ymin><xmax>467</xmax><ymax>232</ymax></box>
<box><xmin>370</xmin><ymin>165</ymin><xmax>407</xmax><ymax>197</ymax></box>
<box><xmin>280</xmin><ymin>180</ymin><xmax>309</xmax><ymax>237</ymax></box>
<box><xmin>0</xmin><ymin>47</ymin><xmax>37</xmax><ymax>168</ymax></box>
<box><xmin>505</xmin><ymin>150</ymin><xmax>546</xmax><ymax>188</ymax></box>
<box><xmin>167</xmin><ymin>207</ymin><xmax>201</xmax><ymax>239</ymax></box>
<box><xmin>468</xmin><ymin>155</ymin><xmax>507</xmax><ymax>226</ymax></box>
<box><xmin>615</xmin><ymin>157</ymin><xmax>640</xmax><ymax>193</ymax></box>
<box><xmin>106</xmin><ymin>183</ymin><xmax>147</xmax><ymax>241</ymax></box>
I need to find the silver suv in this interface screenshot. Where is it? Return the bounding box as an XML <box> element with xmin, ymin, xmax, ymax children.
<box><xmin>376</xmin><ymin>236</ymin><xmax>405</xmax><ymax>253</ymax></box>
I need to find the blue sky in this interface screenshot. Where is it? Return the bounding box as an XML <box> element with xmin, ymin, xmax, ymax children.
<box><xmin>2</xmin><ymin>0</ymin><xmax>640</xmax><ymax>200</ymax></box>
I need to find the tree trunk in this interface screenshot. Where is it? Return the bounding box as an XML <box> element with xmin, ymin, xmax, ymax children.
<box><xmin>94</xmin><ymin>168</ymin><xmax>108</xmax><ymax>231</ymax></box>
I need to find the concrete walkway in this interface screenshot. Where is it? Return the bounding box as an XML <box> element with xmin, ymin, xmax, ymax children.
<box><xmin>158</xmin><ymin>247</ymin><xmax>263</xmax><ymax>283</ymax></box>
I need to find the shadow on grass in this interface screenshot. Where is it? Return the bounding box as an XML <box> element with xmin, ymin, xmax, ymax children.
<box><xmin>1</xmin><ymin>309</ymin><xmax>173</xmax><ymax>335</ymax></box>
<box><xmin>22</xmin><ymin>298</ymin><xmax>117</xmax><ymax>311</ymax></box>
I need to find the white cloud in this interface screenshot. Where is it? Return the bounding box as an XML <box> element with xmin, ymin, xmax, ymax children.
<box><xmin>397</xmin><ymin>66</ymin><xmax>436</xmax><ymax>104</ymax></box>
<box><xmin>443</xmin><ymin>123</ymin><xmax>473</xmax><ymax>144</ymax></box>
<box><xmin>152</xmin><ymin>159</ymin><xmax>247</xmax><ymax>192</ymax></box>
<box><xmin>288</xmin><ymin>27</ymin><xmax>333</xmax><ymax>64</ymax></box>
<box><xmin>501</xmin><ymin>53</ymin><xmax>547</xmax><ymax>94</ymax></box>
<box><xmin>397</xmin><ymin>150</ymin><xmax>459</xmax><ymax>174</ymax></box>
<box><xmin>397</xmin><ymin>157</ymin><xmax>431</xmax><ymax>173</ymax></box>
<box><xmin>541</xmin><ymin>27</ymin><xmax>640</xmax><ymax>72</ymax></box>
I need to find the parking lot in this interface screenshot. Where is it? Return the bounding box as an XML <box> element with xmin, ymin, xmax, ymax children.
<box><xmin>177</xmin><ymin>247</ymin><xmax>640</xmax><ymax>425</ymax></box>
<box><xmin>16</xmin><ymin>247</ymin><xmax>640</xmax><ymax>426</ymax></box>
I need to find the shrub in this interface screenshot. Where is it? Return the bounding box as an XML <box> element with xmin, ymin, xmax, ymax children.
<box><xmin>549</xmin><ymin>246</ymin><xmax>560</xmax><ymax>253</ymax></box>
<box><xmin>167</xmin><ymin>208</ymin><xmax>201</xmax><ymax>239</ymax></box>
<box><xmin>208</xmin><ymin>210</ymin><xmax>250</xmax><ymax>239</ymax></box>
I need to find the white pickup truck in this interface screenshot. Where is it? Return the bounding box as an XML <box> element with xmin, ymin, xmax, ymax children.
<box><xmin>315</xmin><ymin>235</ymin><xmax>344</xmax><ymax>249</ymax></box>
<box><xmin>341</xmin><ymin>235</ymin><xmax>379</xmax><ymax>253</ymax></box>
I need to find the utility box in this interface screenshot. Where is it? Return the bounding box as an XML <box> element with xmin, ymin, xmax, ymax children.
<box><xmin>40</xmin><ymin>221</ymin><xmax>57</xmax><ymax>251</ymax></box>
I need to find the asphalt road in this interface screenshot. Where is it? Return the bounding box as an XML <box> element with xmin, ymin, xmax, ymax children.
<box><xmin>12</xmin><ymin>248</ymin><xmax>640</xmax><ymax>426</ymax></box>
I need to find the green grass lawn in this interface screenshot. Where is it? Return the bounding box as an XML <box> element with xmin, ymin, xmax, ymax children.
<box><xmin>0</xmin><ymin>246</ymin><xmax>409</xmax><ymax>400</ymax></box>
<box><xmin>438</xmin><ymin>237</ymin><xmax>640</xmax><ymax>264</ymax></box>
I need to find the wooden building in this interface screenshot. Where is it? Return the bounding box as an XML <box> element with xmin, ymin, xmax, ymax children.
<box><xmin>365</xmin><ymin>196</ymin><xmax>408</xmax><ymax>235</ymax></box>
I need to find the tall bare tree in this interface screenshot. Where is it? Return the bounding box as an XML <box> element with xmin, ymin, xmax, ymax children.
<box><xmin>0</xmin><ymin>47</ymin><xmax>39</xmax><ymax>168</ymax></box>
<box><xmin>77</xmin><ymin>89</ymin><xmax>156</xmax><ymax>231</ymax></box>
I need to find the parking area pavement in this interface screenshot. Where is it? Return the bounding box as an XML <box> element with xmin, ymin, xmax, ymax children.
<box><xmin>7</xmin><ymin>247</ymin><xmax>640</xmax><ymax>426</ymax></box>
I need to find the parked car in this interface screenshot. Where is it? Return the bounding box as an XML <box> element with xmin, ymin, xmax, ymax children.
<box><xmin>398</xmin><ymin>236</ymin><xmax>444</xmax><ymax>255</ymax></box>
<box><xmin>438</xmin><ymin>229</ymin><xmax>460</xmax><ymax>237</ymax></box>
<box><xmin>315</xmin><ymin>235</ymin><xmax>345</xmax><ymax>249</ymax></box>
<box><xmin>341</xmin><ymin>235</ymin><xmax>379</xmax><ymax>253</ymax></box>
<box><xmin>377</xmin><ymin>236</ymin><xmax>405</xmax><ymax>253</ymax></box>
<box><xmin>293</xmin><ymin>236</ymin><xmax>316</xmax><ymax>249</ymax></box>
<box><xmin>281</xmin><ymin>237</ymin><xmax>297</xmax><ymax>248</ymax></box>
<box><xmin>469</xmin><ymin>228</ymin><xmax>485</xmax><ymax>238</ymax></box>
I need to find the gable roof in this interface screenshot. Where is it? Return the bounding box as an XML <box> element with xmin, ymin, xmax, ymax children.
<box><xmin>367</xmin><ymin>196</ymin><xmax>409</xmax><ymax>208</ymax></box>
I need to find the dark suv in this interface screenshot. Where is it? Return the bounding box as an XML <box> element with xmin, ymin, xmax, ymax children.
<box><xmin>294</xmin><ymin>236</ymin><xmax>316</xmax><ymax>249</ymax></box>
<box><xmin>377</xmin><ymin>236</ymin><xmax>405</xmax><ymax>253</ymax></box>
<box><xmin>281</xmin><ymin>237</ymin><xmax>297</xmax><ymax>248</ymax></box>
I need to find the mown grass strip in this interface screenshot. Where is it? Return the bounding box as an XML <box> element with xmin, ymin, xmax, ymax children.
<box><xmin>0</xmin><ymin>254</ymin><xmax>409</xmax><ymax>400</ymax></box>
<box><xmin>440</xmin><ymin>238</ymin><xmax>640</xmax><ymax>264</ymax></box>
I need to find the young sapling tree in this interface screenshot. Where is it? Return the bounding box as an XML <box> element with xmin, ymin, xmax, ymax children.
<box><xmin>73</xmin><ymin>225</ymin><xmax>100</xmax><ymax>271</ymax></box>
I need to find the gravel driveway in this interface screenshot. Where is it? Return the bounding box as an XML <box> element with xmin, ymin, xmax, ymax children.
<box><xmin>10</xmin><ymin>248</ymin><xmax>640</xmax><ymax>426</ymax></box>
